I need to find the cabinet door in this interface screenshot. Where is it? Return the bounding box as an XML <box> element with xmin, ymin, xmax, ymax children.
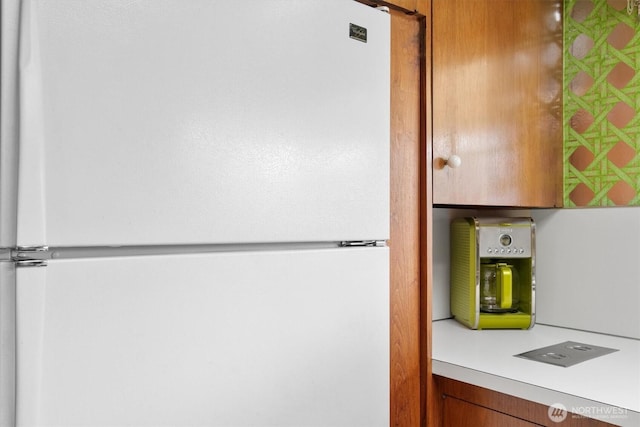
<box><xmin>435</xmin><ymin>376</ymin><xmax>619</xmax><ymax>427</ymax></box>
<box><xmin>443</xmin><ymin>396</ymin><xmax>541</xmax><ymax>427</ymax></box>
<box><xmin>432</xmin><ymin>0</ymin><xmax>563</xmax><ymax>207</ymax></box>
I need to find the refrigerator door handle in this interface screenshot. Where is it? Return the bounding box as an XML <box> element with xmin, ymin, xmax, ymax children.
<box><xmin>12</xmin><ymin>246</ymin><xmax>50</xmax><ymax>267</ymax></box>
<box><xmin>339</xmin><ymin>240</ymin><xmax>387</xmax><ymax>247</ymax></box>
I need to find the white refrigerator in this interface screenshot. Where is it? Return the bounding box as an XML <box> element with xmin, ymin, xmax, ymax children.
<box><xmin>0</xmin><ymin>0</ymin><xmax>390</xmax><ymax>426</ymax></box>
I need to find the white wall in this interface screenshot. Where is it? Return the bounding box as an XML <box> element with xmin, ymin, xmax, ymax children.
<box><xmin>431</xmin><ymin>208</ymin><xmax>452</xmax><ymax>322</ymax></box>
<box><xmin>532</xmin><ymin>207</ymin><xmax>640</xmax><ymax>339</ymax></box>
<box><xmin>432</xmin><ymin>207</ymin><xmax>640</xmax><ymax>339</ymax></box>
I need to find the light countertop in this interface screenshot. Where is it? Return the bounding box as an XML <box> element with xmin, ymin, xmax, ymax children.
<box><xmin>432</xmin><ymin>319</ymin><xmax>640</xmax><ymax>426</ymax></box>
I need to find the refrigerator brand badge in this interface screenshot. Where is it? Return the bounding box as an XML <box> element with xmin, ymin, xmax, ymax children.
<box><xmin>349</xmin><ymin>23</ymin><xmax>367</xmax><ymax>43</ymax></box>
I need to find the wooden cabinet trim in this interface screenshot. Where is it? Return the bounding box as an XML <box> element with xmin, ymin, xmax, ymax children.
<box><xmin>388</xmin><ymin>7</ymin><xmax>428</xmax><ymax>427</ymax></box>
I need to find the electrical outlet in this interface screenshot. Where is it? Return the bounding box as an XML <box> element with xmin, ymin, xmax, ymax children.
<box><xmin>515</xmin><ymin>341</ymin><xmax>618</xmax><ymax>367</ymax></box>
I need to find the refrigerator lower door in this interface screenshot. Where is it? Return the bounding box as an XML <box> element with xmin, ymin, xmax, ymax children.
<box><xmin>15</xmin><ymin>248</ymin><xmax>389</xmax><ymax>426</ymax></box>
<box><xmin>15</xmin><ymin>0</ymin><xmax>390</xmax><ymax>247</ymax></box>
<box><xmin>0</xmin><ymin>262</ymin><xmax>16</xmax><ymax>427</ymax></box>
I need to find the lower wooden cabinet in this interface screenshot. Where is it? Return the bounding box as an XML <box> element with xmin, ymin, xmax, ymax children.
<box><xmin>443</xmin><ymin>394</ymin><xmax>539</xmax><ymax>427</ymax></box>
<box><xmin>433</xmin><ymin>376</ymin><xmax>616</xmax><ymax>427</ymax></box>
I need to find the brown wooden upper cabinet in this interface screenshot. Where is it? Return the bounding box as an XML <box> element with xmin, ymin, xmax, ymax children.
<box><xmin>432</xmin><ymin>0</ymin><xmax>563</xmax><ymax>207</ymax></box>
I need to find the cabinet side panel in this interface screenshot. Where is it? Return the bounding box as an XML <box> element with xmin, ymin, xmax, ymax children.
<box><xmin>389</xmin><ymin>9</ymin><xmax>422</xmax><ymax>427</ymax></box>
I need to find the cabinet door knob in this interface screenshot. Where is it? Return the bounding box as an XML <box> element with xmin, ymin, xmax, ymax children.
<box><xmin>445</xmin><ymin>155</ymin><xmax>462</xmax><ymax>168</ymax></box>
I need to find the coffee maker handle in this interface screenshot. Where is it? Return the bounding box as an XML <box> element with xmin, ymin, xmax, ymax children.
<box><xmin>498</xmin><ymin>265</ymin><xmax>512</xmax><ymax>309</ymax></box>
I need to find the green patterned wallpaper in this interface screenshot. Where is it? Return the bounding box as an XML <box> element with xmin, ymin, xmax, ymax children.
<box><xmin>564</xmin><ymin>0</ymin><xmax>640</xmax><ymax>206</ymax></box>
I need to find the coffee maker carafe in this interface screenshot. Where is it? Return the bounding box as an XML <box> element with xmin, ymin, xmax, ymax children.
<box><xmin>480</xmin><ymin>262</ymin><xmax>520</xmax><ymax>312</ymax></box>
<box><xmin>450</xmin><ymin>217</ymin><xmax>535</xmax><ymax>329</ymax></box>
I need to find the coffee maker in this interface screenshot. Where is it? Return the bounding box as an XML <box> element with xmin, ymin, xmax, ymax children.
<box><xmin>450</xmin><ymin>217</ymin><xmax>535</xmax><ymax>329</ymax></box>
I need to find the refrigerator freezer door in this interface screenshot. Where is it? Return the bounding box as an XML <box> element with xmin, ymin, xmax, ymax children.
<box><xmin>16</xmin><ymin>0</ymin><xmax>390</xmax><ymax>247</ymax></box>
<box><xmin>15</xmin><ymin>248</ymin><xmax>389</xmax><ymax>426</ymax></box>
<box><xmin>0</xmin><ymin>0</ymin><xmax>20</xmax><ymax>247</ymax></box>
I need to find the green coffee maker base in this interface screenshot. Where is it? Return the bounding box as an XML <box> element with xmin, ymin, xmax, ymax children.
<box><xmin>477</xmin><ymin>312</ymin><xmax>533</xmax><ymax>330</ymax></box>
<box><xmin>452</xmin><ymin>312</ymin><xmax>534</xmax><ymax>330</ymax></box>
